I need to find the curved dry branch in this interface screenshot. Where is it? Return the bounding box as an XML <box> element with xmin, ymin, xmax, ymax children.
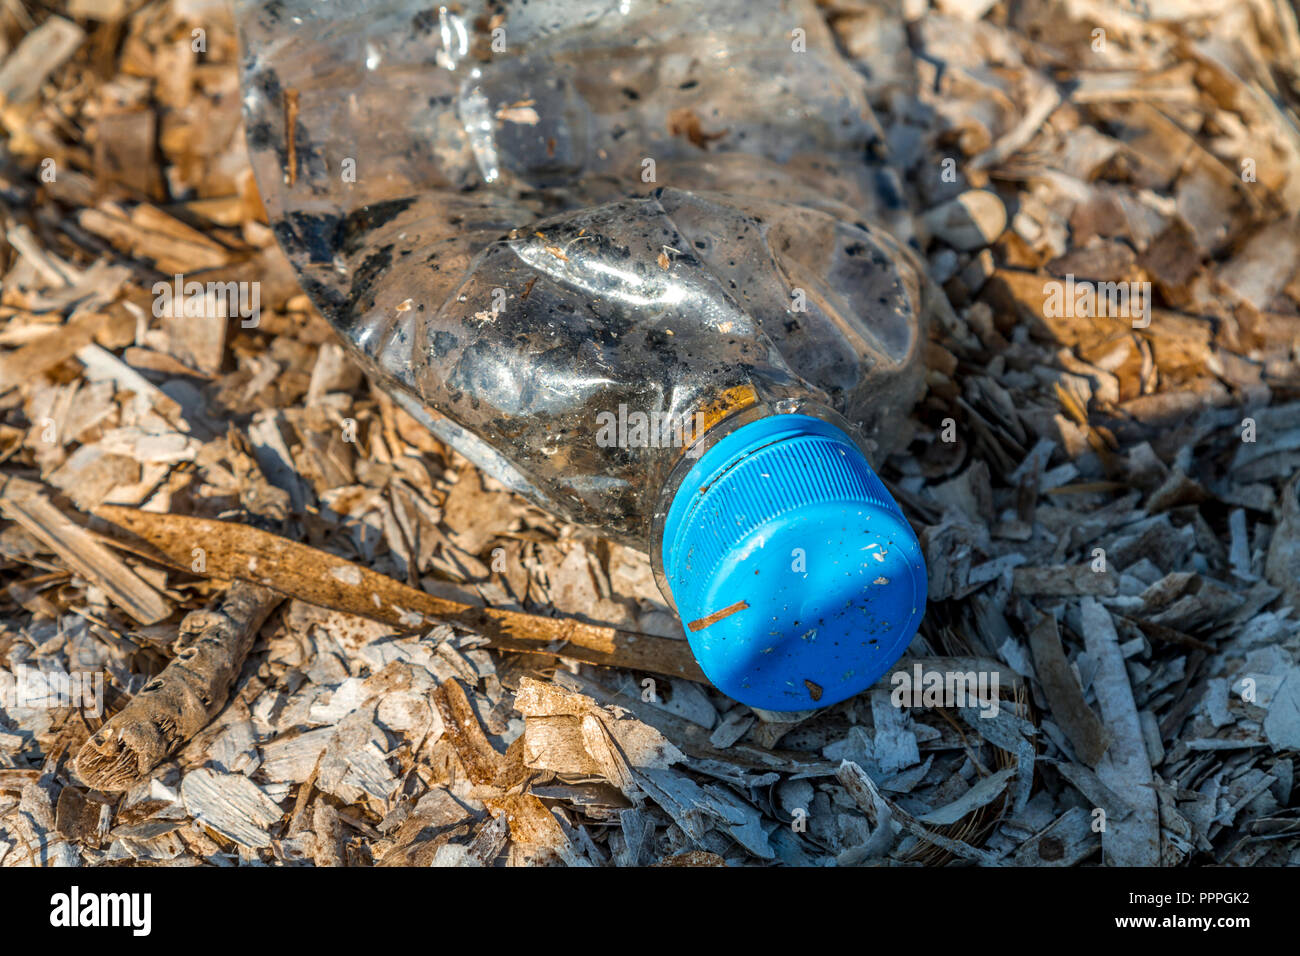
<box><xmin>74</xmin><ymin>582</ymin><xmax>281</xmax><ymax>791</ymax></box>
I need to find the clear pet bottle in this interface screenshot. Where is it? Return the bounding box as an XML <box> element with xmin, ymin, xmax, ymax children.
<box><xmin>236</xmin><ymin>0</ymin><xmax>944</xmax><ymax>710</ymax></box>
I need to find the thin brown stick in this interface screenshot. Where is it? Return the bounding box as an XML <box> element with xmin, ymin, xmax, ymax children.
<box><xmin>94</xmin><ymin>504</ymin><xmax>706</xmax><ymax>682</ymax></box>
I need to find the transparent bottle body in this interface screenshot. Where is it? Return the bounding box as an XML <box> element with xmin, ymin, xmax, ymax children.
<box><xmin>235</xmin><ymin>0</ymin><xmax>938</xmax><ymax>550</ymax></box>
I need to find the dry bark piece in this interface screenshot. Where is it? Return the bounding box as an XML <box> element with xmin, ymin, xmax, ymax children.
<box><xmin>74</xmin><ymin>582</ymin><xmax>281</xmax><ymax>791</ymax></box>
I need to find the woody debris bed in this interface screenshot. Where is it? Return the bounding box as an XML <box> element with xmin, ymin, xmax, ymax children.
<box><xmin>0</xmin><ymin>0</ymin><xmax>1298</xmax><ymax>866</ymax></box>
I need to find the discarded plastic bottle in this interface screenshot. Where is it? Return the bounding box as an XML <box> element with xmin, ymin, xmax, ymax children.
<box><xmin>236</xmin><ymin>0</ymin><xmax>945</xmax><ymax>711</ymax></box>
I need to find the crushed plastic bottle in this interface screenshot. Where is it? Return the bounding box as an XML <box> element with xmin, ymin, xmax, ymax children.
<box><xmin>236</xmin><ymin>0</ymin><xmax>948</xmax><ymax>711</ymax></box>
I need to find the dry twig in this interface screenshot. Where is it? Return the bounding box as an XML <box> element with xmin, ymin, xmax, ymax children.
<box><xmin>74</xmin><ymin>582</ymin><xmax>281</xmax><ymax>791</ymax></box>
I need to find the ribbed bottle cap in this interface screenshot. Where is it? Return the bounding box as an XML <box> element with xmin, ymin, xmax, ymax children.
<box><xmin>662</xmin><ymin>415</ymin><xmax>927</xmax><ymax>710</ymax></box>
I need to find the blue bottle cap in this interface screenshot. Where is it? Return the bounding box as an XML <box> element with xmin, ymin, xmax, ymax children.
<box><xmin>662</xmin><ymin>414</ymin><xmax>927</xmax><ymax>711</ymax></box>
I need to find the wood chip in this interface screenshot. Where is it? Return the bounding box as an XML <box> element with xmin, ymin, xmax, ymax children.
<box><xmin>0</xmin><ymin>491</ymin><xmax>171</xmax><ymax>624</ymax></box>
<box><xmin>1026</xmin><ymin>613</ymin><xmax>1110</xmax><ymax>766</ymax></box>
<box><xmin>0</xmin><ymin>16</ymin><xmax>85</xmax><ymax>105</ymax></box>
<box><xmin>1080</xmin><ymin>597</ymin><xmax>1160</xmax><ymax>866</ymax></box>
<box><xmin>180</xmin><ymin>768</ymin><xmax>282</xmax><ymax>848</ymax></box>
